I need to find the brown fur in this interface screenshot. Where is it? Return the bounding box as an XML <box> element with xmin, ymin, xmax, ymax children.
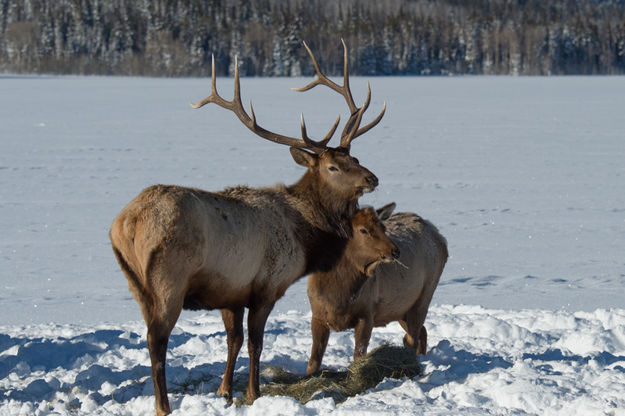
<box><xmin>110</xmin><ymin>149</ymin><xmax>377</xmax><ymax>415</ymax></box>
<box><xmin>306</xmin><ymin>204</ymin><xmax>448</xmax><ymax>375</ymax></box>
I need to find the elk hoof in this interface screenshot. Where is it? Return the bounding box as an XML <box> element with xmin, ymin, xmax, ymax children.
<box><xmin>246</xmin><ymin>390</ymin><xmax>260</xmax><ymax>404</ymax></box>
<box><xmin>306</xmin><ymin>362</ymin><xmax>320</xmax><ymax>375</ymax></box>
<box><xmin>217</xmin><ymin>386</ymin><xmax>233</xmax><ymax>405</ymax></box>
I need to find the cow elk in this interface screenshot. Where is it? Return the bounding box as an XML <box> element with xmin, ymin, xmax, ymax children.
<box><xmin>109</xmin><ymin>41</ymin><xmax>385</xmax><ymax>415</ymax></box>
<box><xmin>306</xmin><ymin>203</ymin><xmax>448</xmax><ymax>375</ymax></box>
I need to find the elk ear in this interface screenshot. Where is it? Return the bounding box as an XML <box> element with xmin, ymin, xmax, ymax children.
<box><xmin>376</xmin><ymin>202</ymin><xmax>396</xmax><ymax>221</ymax></box>
<box><xmin>290</xmin><ymin>147</ymin><xmax>317</xmax><ymax>167</ymax></box>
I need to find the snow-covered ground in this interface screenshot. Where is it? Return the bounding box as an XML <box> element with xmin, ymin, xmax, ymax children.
<box><xmin>1</xmin><ymin>306</ymin><xmax>625</xmax><ymax>415</ymax></box>
<box><xmin>1</xmin><ymin>75</ymin><xmax>624</xmax><ymax>414</ymax></box>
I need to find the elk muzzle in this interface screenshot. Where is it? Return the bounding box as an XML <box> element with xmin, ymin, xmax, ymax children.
<box><xmin>360</xmin><ymin>173</ymin><xmax>379</xmax><ymax>194</ymax></box>
<box><xmin>392</xmin><ymin>248</ymin><xmax>401</xmax><ymax>259</ymax></box>
<box><xmin>380</xmin><ymin>246</ymin><xmax>400</xmax><ymax>263</ymax></box>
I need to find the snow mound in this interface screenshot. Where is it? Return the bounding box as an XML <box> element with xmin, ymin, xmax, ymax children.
<box><xmin>1</xmin><ymin>306</ymin><xmax>624</xmax><ymax>415</ymax></box>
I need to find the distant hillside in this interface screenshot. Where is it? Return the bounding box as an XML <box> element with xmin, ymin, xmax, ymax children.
<box><xmin>1</xmin><ymin>0</ymin><xmax>624</xmax><ymax>76</ymax></box>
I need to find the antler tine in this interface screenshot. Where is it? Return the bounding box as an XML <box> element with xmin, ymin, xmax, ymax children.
<box><xmin>340</xmin><ymin>100</ymin><xmax>367</xmax><ymax>149</ymax></box>
<box><xmin>190</xmin><ymin>55</ymin><xmax>225</xmax><ymax>109</ymax></box>
<box><xmin>354</xmin><ymin>100</ymin><xmax>386</xmax><ymax>139</ymax></box>
<box><xmin>249</xmin><ymin>100</ymin><xmax>257</xmax><ymax>125</ymax></box>
<box><xmin>340</xmin><ymin>38</ymin><xmax>354</xmax><ymax>111</ymax></box>
<box><xmin>340</xmin><ymin>82</ymin><xmax>386</xmax><ymax>149</ymax></box>
<box><xmin>340</xmin><ymin>80</ymin><xmax>371</xmax><ymax>142</ymax></box>
<box><xmin>292</xmin><ymin>41</ymin><xmax>358</xmax><ymax>115</ymax></box>
<box><xmin>293</xmin><ymin>40</ymin><xmax>384</xmax><ymax>150</ymax></box>
<box><xmin>191</xmin><ymin>54</ymin><xmax>333</xmax><ymax>153</ymax></box>
<box><xmin>320</xmin><ymin>114</ymin><xmax>341</xmax><ymax>146</ymax></box>
<box><xmin>233</xmin><ymin>55</ymin><xmax>243</xmax><ymax>108</ymax></box>
<box><xmin>212</xmin><ymin>54</ymin><xmax>218</xmax><ymax>96</ymax></box>
<box><xmin>291</xmin><ymin>42</ymin><xmax>324</xmax><ymax>92</ymax></box>
<box><xmin>300</xmin><ymin>113</ymin><xmax>341</xmax><ymax>150</ymax></box>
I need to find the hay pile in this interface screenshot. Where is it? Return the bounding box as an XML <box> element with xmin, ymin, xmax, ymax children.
<box><xmin>261</xmin><ymin>345</ymin><xmax>422</xmax><ymax>404</ymax></box>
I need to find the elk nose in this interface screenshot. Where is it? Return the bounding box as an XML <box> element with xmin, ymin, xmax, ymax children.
<box><xmin>366</xmin><ymin>174</ymin><xmax>379</xmax><ymax>188</ymax></box>
<box><xmin>392</xmin><ymin>248</ymin><xmax>401</xmax><ymax>259</ymax></box>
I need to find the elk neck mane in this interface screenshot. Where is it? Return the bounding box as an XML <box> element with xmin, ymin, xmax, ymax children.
<box><xmin>310</xmin><ymin>239</ymin><xmax>371</xmax><ymax>312</ymax></box>
<box><xmin>283</xmin><ymin>166</ymin><xmax>360</xmax><ymax>276</ymax></box>
<box><xmin>285</xmin><ymin>168</ymin><xmax>357</xmax><ymax>239</ymax></box>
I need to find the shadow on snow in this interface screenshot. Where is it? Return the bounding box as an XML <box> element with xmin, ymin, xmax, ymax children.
<box><xmin>3</xmin><ymin>328</ymin><xmax>623</xmax><ymax>406</ymax></box>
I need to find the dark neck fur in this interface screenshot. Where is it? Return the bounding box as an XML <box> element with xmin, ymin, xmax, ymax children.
<box><xmin>315</xmin><ymin>250</ymin><xmax>369</xmax><ymax>312</ymax></box>
<box><xmin>287</xmin><ymin>170</ymin><xmax>357</xmax><ymax>237</ymax></box>
<box><xmin>287</xmin><ymin>170</ymin><xmax>357</xmax><ymax>275</ymax></box>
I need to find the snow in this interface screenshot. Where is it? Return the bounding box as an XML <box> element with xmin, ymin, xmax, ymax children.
<box><xmin>1</xmin><ymin>74</ymin><xmax>624</xmax><ymax>414</ymax></box>
<box><xmin>1</xmin><ymin>307</ymin><xmax>624</xmax><ymax>415</ymax></box>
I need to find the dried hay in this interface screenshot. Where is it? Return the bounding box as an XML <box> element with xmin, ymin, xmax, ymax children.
<box><xmin>261</xmin><ymin>344</ymin><xmax>421</xmax><ymax>404</ymax></box>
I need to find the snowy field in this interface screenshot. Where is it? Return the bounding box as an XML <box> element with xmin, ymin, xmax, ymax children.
<box><xmin>1</xmin><ymin>75</ymin><xmax>624</xmax><ymax>414</ymax></box>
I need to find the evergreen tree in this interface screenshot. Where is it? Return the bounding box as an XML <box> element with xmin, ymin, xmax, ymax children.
<box><xmin>0</xmin><ymin>0</ymin><xmax>624</xmax><ymax>76</ymax></box>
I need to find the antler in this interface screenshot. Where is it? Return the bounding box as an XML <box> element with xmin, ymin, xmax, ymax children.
<box><xmin>191</xmin><ymin>55</ymin><xmax>340</xmax><ymax>154</ymax></box>
<box><xmin>293</xmin><ymin>39</ymin><xmax>386</xmax><ymax>151</ymax></box>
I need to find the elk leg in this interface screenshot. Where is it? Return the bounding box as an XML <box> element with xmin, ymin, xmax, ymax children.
<box><xmin>353</xmin><ymin>316</ymin><xmax>373</xmax><ymax>360</ymax></box>
<box><xmin>413</xmin><ymin>298</ymin><xmax>434</xmax><ymax>354</ymax></box>
<box><xmin>416</xmin><ymin>326</ymin><xmax>427</xmax><ymax>354</ymax></box>
<box><xmin>398</xmin><ymin>320</ymin><xmax>415</xmax><ymax>348</ymax></box>
<box><xmin>307</xmin><ymin>317</ymin><xmax>330</xmax><ymax>375</ymax></box>
<box><xmin>217</xmin><ymin>307</ymin><xmax>244</xmax><ymax>403</ymax></box>
<box><xmin>146</xmin><ymin>302</ymin><xmax>182</xmax><ymax>416</ymax></box>
<box><xmin>245</xmin><ymin>302</ymin><xmax>274</xmax><ymax>402</ymax></box>
<box><xmin>400</xmin><ymin>304</ymin><xmax>429</xmax><ymax>355</ymax></box>
<box><xmin>400</xmin><ymin>324</ymin><xmax>427</xmax><ymax>354</ymax></box>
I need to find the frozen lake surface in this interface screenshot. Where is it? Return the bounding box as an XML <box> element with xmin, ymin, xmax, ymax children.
<box><xmin>0</xmin><ymin>75</ymin><xmax>624</xmax><ymax>415</ymax></box>
<box><xmin>1</xmin><ymin>75</ymin><xmax>623</xmax><ymax>325</ymax></box>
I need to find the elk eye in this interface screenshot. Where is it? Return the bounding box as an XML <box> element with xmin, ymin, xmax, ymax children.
<box><xmin>328</xmin><ymin>166</ymin><xmax>339</xmax><ymax>172</ymax></box>
<box><xmin>359</xmin><ymin>228</ymin><xmax>368</xmax><ymax>235</ymax></box>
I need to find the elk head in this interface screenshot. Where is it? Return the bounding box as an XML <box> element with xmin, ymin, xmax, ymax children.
<box><xmin>289</xmin><ymin>147</ymin><xmax>378</xmax><ymax>202</ymax></box>
<box><xmin>190</xmin><ymin>40</ymin><xmax>385</xmax><ymax>203</ymax></box>
<box><xmin>350</xmin><ymin>204</ymin><xmax>400</xmax><ymax>277</ymax></box>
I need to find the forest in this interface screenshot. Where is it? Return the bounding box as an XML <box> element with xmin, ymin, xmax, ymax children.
<box><xmin>1</xmin><ymin>0</ymin><xmax>624</xmax><ymax>76</ymax></box>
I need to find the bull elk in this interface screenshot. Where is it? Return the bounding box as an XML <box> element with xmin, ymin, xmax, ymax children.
<box><xmin>109</xmin><ymin>41</ymin><xmax>385</xmax><ymax>415</ymax></box>
<box><xmin>306</xmin><ymin>203</ymin><xmax>448</xmax><ymax>375</ymax></box>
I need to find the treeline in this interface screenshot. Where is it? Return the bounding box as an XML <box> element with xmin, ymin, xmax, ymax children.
<box><xmin>1</xmin><ymin>0</ymin><xmax>625</xmax><ymax>76</ymax></box>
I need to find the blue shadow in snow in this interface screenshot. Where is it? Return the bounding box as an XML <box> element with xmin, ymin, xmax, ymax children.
<box><xmin>522</xmin><ymin>348</ymin><xmax>625</xmax><ymax>370</ymax></box>
<box><xmin>439</xmin><ymin>275</ymin><xmax>503</xmax><ymax>289</ymax></box>
<box><xmin>421</xmin><ymin>340</ymin><xmax>513</xmax><ymax>393</ymax></box>
<box><xmin>0</xmin><ymin>330</ymin><xmax>144</xmax><ymax>379</ymax></box>
<box><xmin>0</xmin><ymin>327</ymin><xmax>253</xmax><ymax>405</ymax></box>
<box><xmin>0</xmin><ymin>328</ymin><xmax>229</xmax><ymax>380</ymax></box>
